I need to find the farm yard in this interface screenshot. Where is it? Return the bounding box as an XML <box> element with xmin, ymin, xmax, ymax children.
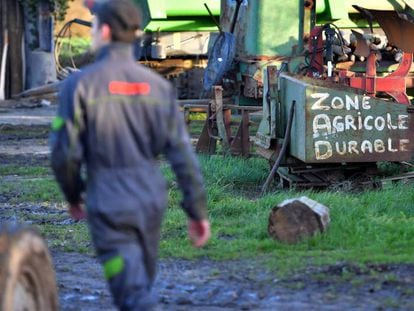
<box><xmin>0</xmin><ymin>106</ymin><xmax>413</xmax><ymax>310</ymax></box>
<box><xmin>1</xmin><ymin>0</ymin><xmax>414</xmax><ymax>309</ymax></box>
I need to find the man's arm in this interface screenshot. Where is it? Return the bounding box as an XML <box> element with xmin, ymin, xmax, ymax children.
<box><xmin>50</xmin><ymin>76</ymin><xmax>86</xmax><ymax>213</ymax></box>
<box><xmin>188</xmin><ymin>219</ymin><xmax>211</xmax><ymax>248</ymax></box>
<box><xmin>164</xmin><ymin>94</ymin><xmax>210</xmax><ymax>246</ymax></box>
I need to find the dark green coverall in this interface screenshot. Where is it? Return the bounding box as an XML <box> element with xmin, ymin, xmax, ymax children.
<box><xmin>50</xmin><ymin>42</ymin><xmax>207</xmax><ymax>310</ymax></box>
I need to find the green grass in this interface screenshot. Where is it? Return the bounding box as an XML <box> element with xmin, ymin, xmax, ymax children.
<box><xmin>0</xmin><ymin>165</ymin><xmax>51</xmax><ymax>176</ymax></box>
<box><xmin>40</xmin><ymin>222</ymin><xmax>91</xmax><ymax>253</ymax></box>
<box><xmin>0</xmin><ymin>125</ymin><xmax>50</xmax><ymax>139</ymax></box>
<box><xmin>2</xmin><ymin>155</ymin><xmax>414</xmax><ymax>276</ymax></box>
<box><xmin>160</xmin><ymin>181</ymin><xmax>414</xmax><ymax>274</ymax></box>
<box><xmin>0</xmin><ymin>177</ymin><xmax>63</xmax><ymax>203</ymax></box>
<box><xmin>159</xmin><ymin>155</ymin><xmax>414</xmax><ymax>274</ymax></box>
<box><xmin>187</xmin><ymin>120</ymin><xmax>204</xmax><ymax>137</ymax></box>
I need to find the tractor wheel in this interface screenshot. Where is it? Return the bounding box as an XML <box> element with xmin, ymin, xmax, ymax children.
<box><xmin>0</xmin><ymin>224</ymin><xmax>58</xmax><ymax>311</ymax></box>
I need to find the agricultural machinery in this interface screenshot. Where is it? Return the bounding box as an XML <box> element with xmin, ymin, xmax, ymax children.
<box><xmin>188</xmin><ymin>0</ymin><xmax>414</xmax><ymax>189</ymax></box>
<box><xmin>66</xmin><ymin>0</ymin><xmax>414</xmax><ymax>189</ymax></box>
<box><xmin>5</xmin><ymin>0</ymin><xmax>414</xmax><ymax>184</ymax></box>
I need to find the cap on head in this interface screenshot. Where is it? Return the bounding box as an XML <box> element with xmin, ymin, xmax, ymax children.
<box><xmin>84</xmin><ymin>0</ymin><xmax>141</xmax><ymax>43</ymax></box>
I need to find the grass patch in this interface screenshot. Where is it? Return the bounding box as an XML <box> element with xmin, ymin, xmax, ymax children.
<box><xmin>158</xmin><ymin>156</ymin><xmax>414</xmax><ymax>275</ymax></box>
<box><xmin>161</xmin><ymin>155</ymin><xmax>268</xmax><ymax>196</ymax></box>
<box><xmin>0</xmin><ymin>124</ymin><xmax>50</xmax><ymax>139</ymax></box>
<box><xmin>2</xmin><ymin>154</ymin><xmax>414</xmax><ymax>277</ymax></box>
<box><xmin>0</xmin><ymin>177</ymin><xmax>63</xmax><ymax>203</ymax></box>
<box><xmin>187</xmin><ymin>120</ymin><xmax>204</xmax><ymax>138</ymax></box>
<box><xmin>0</xmin><ymin>165</ymin><xmax>51</xmax><ymax>176</ymax></box>
<box><xmin>160</xmin><ymin>183</ymin><xmax>414</xmax><ymax>275</ymax></box>
<box><xmin>41</xmin><ymin>222</ymin><xmax>91</xmax><ymax>254</ymax></box>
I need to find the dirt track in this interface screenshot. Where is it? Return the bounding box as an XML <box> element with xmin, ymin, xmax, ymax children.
<box><xmin>1</xmin><ymin>105</ymin><xmax>414</xmax><ymax>310</ymax></box>
<box><xmin>53</xmin><ymin>249</ymin><xmax>414</xmax><ymax>310</ymax></box>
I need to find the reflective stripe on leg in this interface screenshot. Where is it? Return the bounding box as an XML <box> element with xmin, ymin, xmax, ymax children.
<box><xmin>103</xmin><ymin>255</ymin><xmax>125</xmax><ymax>280</ymax></box>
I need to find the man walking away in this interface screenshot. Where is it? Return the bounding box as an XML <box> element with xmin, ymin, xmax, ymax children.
<box><xmin>50</xmin><ymin>1</ymin><xmax>211</xmax><ymax>310</ymax></box>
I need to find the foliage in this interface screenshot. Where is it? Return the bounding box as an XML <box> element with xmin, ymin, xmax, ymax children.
<box><xmin>57</xmin><ymin>37</ymin><xmax>92</xmax><ymax>68</ymax></box>
<box><xmin>19</xmin><ymin>0</ymin><xmax>73</xmax><ymax>21</ymax></box>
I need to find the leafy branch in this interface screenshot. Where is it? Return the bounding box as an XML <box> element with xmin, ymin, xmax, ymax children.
<box><xmin>19</xmin><ymin>0</ymin><xmax>74</xmax><ymax>22</ymax></box>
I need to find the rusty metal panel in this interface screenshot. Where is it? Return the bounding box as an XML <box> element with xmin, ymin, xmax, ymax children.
<box><xmin>280</xmin><ymin>74</ymin><xmax>414</xmax><ymax>163</ymax></box>
<box><xmin>367</xmin><ymin>9</ymin><xmax>414</xmax><ymax>53</ymax></box>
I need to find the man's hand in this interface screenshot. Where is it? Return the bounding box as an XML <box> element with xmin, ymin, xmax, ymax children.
<box><xmin>69</xmin><ymin>202</ymin><xmax>87</xmax><ymax>221</ymax></box>
<box><xmin>188</xmin><ymin>219</ymin><xmax>211</xmax><ymax>248</ymax></box>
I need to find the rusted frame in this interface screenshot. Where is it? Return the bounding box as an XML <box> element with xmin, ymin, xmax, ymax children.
<box><xmin>229</xmin><ymin>109</ymin><xmax>251</xmax><ymax>157</ymax></box>
<box><xmin>195</xmin><ymin>86</ymin><xmax>261</xmax><ymax>157</ymax></box>
<box><xmin>196</xmin><ymin>102</ymin><xmax>217</xmax><ymax>154</ymax></box>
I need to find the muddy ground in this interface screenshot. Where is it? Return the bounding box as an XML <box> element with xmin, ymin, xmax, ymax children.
<box><xmin>1</xmin><ymin>106</ymin><xmax>414</xmax><ymax>310</ymax></box>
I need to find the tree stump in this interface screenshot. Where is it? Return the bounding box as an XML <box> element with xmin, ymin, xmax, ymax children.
<box><xmin>268</xmin><ymin>196</ymin><xmax>330</xmax><ymax>244</ymax></box>
<box><xmin>0</xmin><ymin>223</ymin><xmax>58</xmax><ymax>311</ymax></box>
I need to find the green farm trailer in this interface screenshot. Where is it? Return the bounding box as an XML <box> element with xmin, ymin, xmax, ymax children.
<box><xmin>191</xmin><ymin>0</ymin><xmax>414</xmax><ymax>188</ymax></box>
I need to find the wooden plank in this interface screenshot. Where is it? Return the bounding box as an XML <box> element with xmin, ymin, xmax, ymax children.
<box><xmin>255</xmin><ymin>145</ymin><xmax>276</xmax><ymax>161</ymax></box>
<box><xmin>8</xmin><ymin>0</ymin><xmax>23</xmax><ymax>96</ymax></box>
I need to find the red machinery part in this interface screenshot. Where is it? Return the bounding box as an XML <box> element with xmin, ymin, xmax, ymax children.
<box><xmin>307</xmin><ymin>26</ymin><xmax>324</xmax><ymax>77</ymax></box>
<box><xmin>349</xmin><ymin>52</ymin><xmax>413</xmax><ymax>105</ymax></box>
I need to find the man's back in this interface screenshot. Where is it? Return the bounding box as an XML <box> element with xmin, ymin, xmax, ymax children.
<box><xmin>71</xmin><ymin>43</ymin><xmax>175</xmax><ymax>168</ymax></box>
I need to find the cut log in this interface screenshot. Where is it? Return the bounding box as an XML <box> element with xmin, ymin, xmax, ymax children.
<box><xmin>0</xmin><ymin>223</ymin><xmax>58</xmax><ymax>311</ymax></box>
<box><xmin>268</xmin><ymin>196</ymin><xmax>330</xmax><ymax>244</ymax></box>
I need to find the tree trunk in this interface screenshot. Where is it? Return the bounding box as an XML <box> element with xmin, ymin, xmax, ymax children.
<box><xmin>0</xmin><ymin>0</ymin><xmax>24</xmax><ymax>98</ymax></box>
<box><xmin>7</xmin><ymin>0</ymin><xmax>24</xmax><ymax>95</ymax></box>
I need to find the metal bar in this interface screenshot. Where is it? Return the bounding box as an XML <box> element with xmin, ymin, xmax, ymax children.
<box><xmin>214</xmin><ymin>86</ymin><xmax>230</xmax><ymax>153</ymax></box>
<box><xmin>230</xmin><ymin>0</ymin><xmax>243</xmax><ymax>34</ymax></box>
<box><xmin>307</xmin><ymin>26</ymin><xmax>324</xmax><ymax>76</ymax></box>
<box><xmin>298</xmin><ymin>0</ymin><xmax>305</xmax><ymax>53</ymax></box>
<box><xmin>261</xmin><ymin>100</ymin><xmax>296</xmax><ymax>194</ymax></box>
<box><xmin>203</xmin><ymin>3</ymin><xmax>222</xmax><ymax>32</ymax></box>
<box><xmin>221</xmin><ymin>105</ymin><xmax>262</xmax><ymax>111</ymax></box>
<box><xmin>182</xmin><ymin>104</ymin><xmax>209</xmax><ymax>110</ymax></box>
<box><xmin>178</xmin><ymin>99</ymin><xmax>210</xmax><ymax>106</ymax></box>
<box><xmin>388</xmin><ymin>53</ymin><xmax>413</xmax><ymax>77</ymax></box>
<box><xmin>224</xmin><ymin>108</ymin><xmax>232</xmax><ymax>144</ymax></box>
<box><xmin>196</xmin><ymin>104</ymin><xmax>217</xmax><ymax>154</ymax></box>
<box><xmin>241</xmin><ymin>110</ymin><xmax>250</xmax><ymax>157</ymax></box>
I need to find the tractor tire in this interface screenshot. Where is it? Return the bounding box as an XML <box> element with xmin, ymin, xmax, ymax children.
<box><xmin>0</xmin><ymin>223</ymin><xmax>58</xmax><ymax>311</ymax></box>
